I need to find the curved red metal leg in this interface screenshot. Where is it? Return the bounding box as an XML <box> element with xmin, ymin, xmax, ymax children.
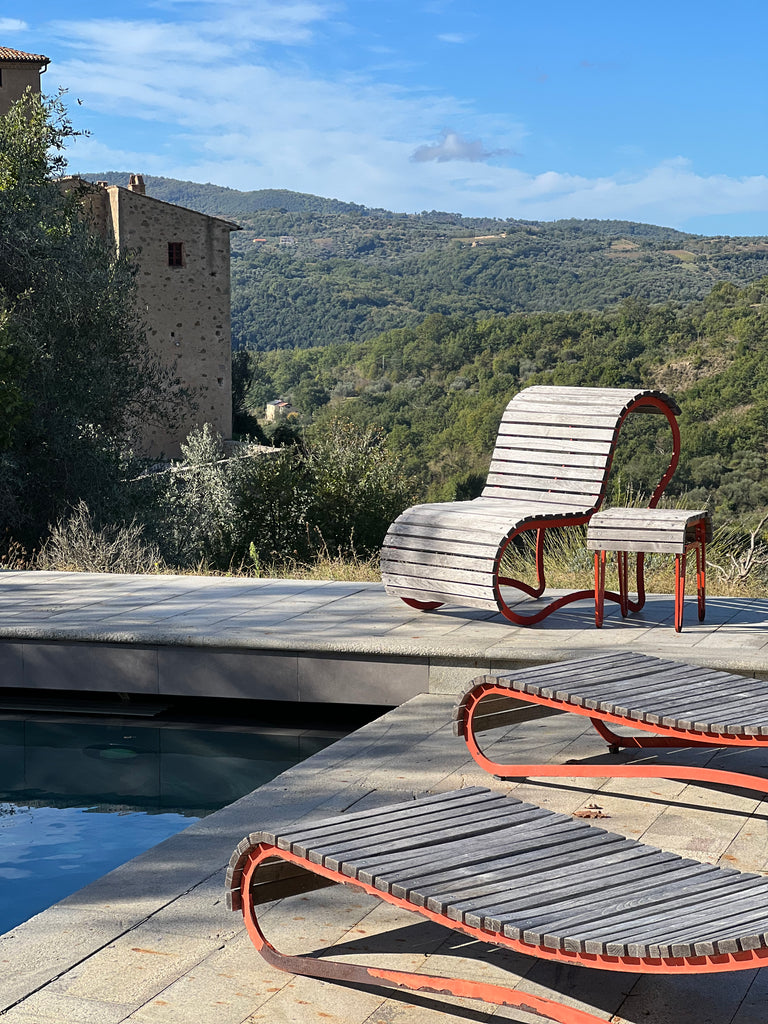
<box><xmin>239</xmin><ymin>845</ymin><xmax>611</xmax><ymax>1024</ymax></box>
<box><xmin>461</xmin><ymin>685</ymin><xmax>768</xmax><ymax>797</ymax></box>
<box><xmin>589</xmin><ymin>717</ymin><xmax>722</xmax><ymax>753</ymax></box>
<box><xmin>621</xmin><ymin>552</ymin><xmax>647</xmax><ymax>615</ymax></box>
<box><xmin>617</xmin><ymin>551</ymin><xmax>629</xmax><ymax>617</ymax></box>
<box><xmin>401</xmin><ymin>597</ymin><xmax>443</xmax><ymax>611</ymax></box>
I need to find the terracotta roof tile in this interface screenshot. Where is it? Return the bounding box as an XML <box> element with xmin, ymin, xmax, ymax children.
<box><xmin>0</xmin><ymin>48</ymin><xmax>50</xmax><ymax>63</ymax></box>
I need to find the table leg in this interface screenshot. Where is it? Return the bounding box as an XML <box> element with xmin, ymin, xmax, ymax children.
<box><xmin>674</xmin><ymin>552</ymin><xmax>687</xmax><ymax>632</ymax></box>
<box><xmin>696</xmin><ymin>522</ymin><xmax>706</xmax><ymax>621</ymax></box>
<box><xmin>618</xmin><ymin>550</ymin><xmax>629</xmax><ymax>616</ymax></box>
<box><xmin>594</xmin><ymin>550</ymin><xmax>606</xmax><ymax>628</ymax></box>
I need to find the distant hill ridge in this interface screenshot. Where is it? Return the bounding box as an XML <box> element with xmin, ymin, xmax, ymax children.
<box><xmin>82</xmin><ymin>173</ymin><xmax>768</xmax><ymax>352</ymax></box>
<box><xmin>82</xmin><ymin>173</ymin><xmax>367</xmax><ymax>216</ymax></box>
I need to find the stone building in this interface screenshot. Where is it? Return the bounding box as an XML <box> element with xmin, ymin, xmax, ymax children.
<box><xmin>82</xmin><ymin>175</ymin><xmax>240</xmax><ymax>458</ymax></box>
<box><xmin>0</xmin><ymin>47</ymin><xmax>49</xmax><ymax>116</ymax></box>
<box><xmin>2</xmin><ymin>47</ymin><xmax>241</xmax><ymax>458</ymax></box>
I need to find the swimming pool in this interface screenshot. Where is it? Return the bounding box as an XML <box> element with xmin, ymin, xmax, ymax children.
<box><xmin>0</xmin><ymin>703</ymin><xmax>363</xmax><ymax>933</ymax></box>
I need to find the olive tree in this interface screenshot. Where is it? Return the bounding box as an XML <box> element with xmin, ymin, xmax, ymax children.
<box><xmin>0</xmin><ymin>90</ymin><xmax>176</xmax><ymax>545</ymax></box>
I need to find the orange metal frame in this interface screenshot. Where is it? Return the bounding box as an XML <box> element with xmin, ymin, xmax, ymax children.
<box><xmin>402</xmin><ymin>394</ymin><xmax>681</xmax><ymax>625</ymax></box>
<box><xmin>460</xmin><ymin>681</ymin><xmax>768</xmax><ymax>795</ymax></box>
<box><xmin>238</xmin><ymin>841</ymin><xmax>768</xmax><ymax>1024</ymax></box>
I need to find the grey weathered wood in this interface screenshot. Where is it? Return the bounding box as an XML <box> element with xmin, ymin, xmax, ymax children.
<box><xmin>381</xmin><ymin>385</ymin><xmax>680</xmax><ymax>612</ymax></box>
<box><xmin>456</xmin><ymin>652</ymin><xmax>768</xmax><ymax>745</ymax></box>
<box><xmin>383</xmin><ymin>533</ymin><xmax>500</xmax><ymax>556</ymax></box>
<box><xmin>379</xmin><ymin>558</ymin><xmax>496</xmax><ymax>586</ymax></box>
<box><xmin>493</xmin><ymin>434</ymin><xmax>615</xmax><ymax>454</ymax></box>
<box><xmin>586</xmin><ymin>507</ymin><xmax>713</xmax><ymax>554</ymax></box>
<box><xmin>228</xmin><ymin>782</ymin><xmax>768</xmax><ymax>958</ymax></box>
<box><xmin>230</xmin><ymin>784</ymin><xmax>768</xmax><ymax>963</ymax></box>
<box><xmin>490</xmin><ymin>448</ymin><xmax>610</xmax><ymax>468</ymax></box>
<box><xmin>281</xmin><ymin>788</ymin><xmax>495</xmax><ymax>850</ymax></box>
<box><xmin>480</xmin><ymin>484</ymin><xmax>599</xmax><ymax>506</ymax></box>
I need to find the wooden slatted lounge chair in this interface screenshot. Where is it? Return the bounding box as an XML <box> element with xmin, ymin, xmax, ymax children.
<box><xmin>455</xmin><ymin>650</ymin><xmax>768</xmax><ymax>795</ymax></box>
<box><xmin>227</xmin><ymin>784</ymin><xmax>768</xmax><ymax>1024</ymax></box>
<box><xmin>381</xmin><ymin>384</ymin><xmax>681</xmax><ymax>625</ymax></box>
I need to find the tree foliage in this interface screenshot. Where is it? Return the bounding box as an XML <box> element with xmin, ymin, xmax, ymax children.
<box><xmin>238</xmin><ymin>280</ymin><xmax>768</xmax><ymax>518</ymax></box>
<box><xmin>0</xmin><ymin>91</ymin><xmax>174</xmax><ymax>543</ymax></box>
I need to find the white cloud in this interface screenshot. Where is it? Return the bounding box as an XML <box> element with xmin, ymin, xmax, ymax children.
<box><xmin>0</xmin><ymin>18</ymin><xmax>29</xmax><ymax>33</ymax></box>
<box><xmin>411</xmin><ymin>129</ymin><xmax>511</xmax><ymax>164</ymax></box>
<box><xmin>437</xmin><ymin>33</ymin><xmax>468</xmax><ymax>43</ymax></box>
<box><xmin>41</xmin><ymin>7</ymin><xmax>768</xmax><ymax>230</ymax></box>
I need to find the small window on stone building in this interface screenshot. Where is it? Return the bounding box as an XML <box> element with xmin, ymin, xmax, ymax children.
<box><xmin>168</xmin><ymin>242</ymin><xmax>184</xmax><ymax>267</ymax></box>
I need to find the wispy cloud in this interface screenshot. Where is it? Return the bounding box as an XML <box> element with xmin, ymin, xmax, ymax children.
<box><xmin>0</xmin><ymin>18</ymin><xmax>29</xmax><ymax>33</ymax></box>
<box><xmin>411</xmin><ymin>130</ymin><xmax>512</xmax><ymax>163</ymax></box>
<box><xmin>437</xmin><ymin>33</ymin><xmax>469</xmax><ymax>43</ymax></box>
<box><xmin>40</xmin><ymin>4</ymin><xmax>768</xmax><ymax>231</ymax></box>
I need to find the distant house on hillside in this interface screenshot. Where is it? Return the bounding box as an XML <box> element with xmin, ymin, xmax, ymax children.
<box><xmin>1</xmin><ymin>46</ymin><xmax>241</xmax><ymax>459</ymax></box>
<box><xmin>265</xmin><ymin>399</ymin><xmax>295</xmax><ymax>422</ymax></box>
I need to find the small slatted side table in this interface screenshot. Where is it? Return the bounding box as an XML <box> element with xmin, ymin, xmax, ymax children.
<box><xmin>586</xmin><ymin>507</ymin><xmax>713</xmax><ymax>632</ymax></box>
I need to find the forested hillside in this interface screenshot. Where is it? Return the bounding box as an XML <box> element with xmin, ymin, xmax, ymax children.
<box><xmin>87</xmin><ymin>174</ymin><xmax>768</xmax><ymax>351</ymax></box>
<box><xmin>239</xmin><ymin>279</ymin><xmax>768</xmax><ymax>520</ymax></box>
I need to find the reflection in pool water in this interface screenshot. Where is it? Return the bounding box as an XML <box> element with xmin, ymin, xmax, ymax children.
<box><xmin>0</xmin><ymin>714</ymin><xmax>347</xmax><ymax>933</ymax></box>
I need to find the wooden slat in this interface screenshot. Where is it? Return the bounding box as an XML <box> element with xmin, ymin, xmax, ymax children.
<box><xmin>480</xmin><ymin>483</ymin><xmax>597</xmax><ymax>507</ymax></box>
<box><xmin>490</xmin><ymin>446</ymin><xmax>611</xmax><ymax>468</ymax></box>
<box><xmin>488</xmin><ymin>460</ymin><xmax>608</xmax><ymax>482</ymax></box>
<box><xmin>382</xmin><ymin>553</ymin><xmax>497</xmax><ymax>574</ymax></box>
<box><xmin>485</xmin><ymin>471</ymin><xmax>604</xmax><ymax>493</ymax></box>
<box><xmin>385</xmin><ymin>522</ymin><xmax>504</xmax><ymax>546</ymax></box>
<box><xmin>492</xmin><ymin>434</ymin><xmax>615</xmax><ymax>455</ymax></box>
<box><xmin>383</xmin><ymin>533</ymin><xmax>500</xmax><ymax>557</ymax></box>
<box><xmin>496</xmin><ymin>420</ymin><xmax>618</xmax><ymax>443</ymax></box>
<box><xmin>380</xmin><ymin>561</ymin><xmax>496</xmax><ymax>588</ymax></box>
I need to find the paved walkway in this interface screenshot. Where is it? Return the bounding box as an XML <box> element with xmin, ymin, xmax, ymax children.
<box><xmin>1</xmin><ymin>572</ymin><xmax>768</xmax><ymax>695</ymax></box>
<box><xmin>1</xmin><ymin>688</ymin><xmax>767</xmax><ymax>1023</ymax></box>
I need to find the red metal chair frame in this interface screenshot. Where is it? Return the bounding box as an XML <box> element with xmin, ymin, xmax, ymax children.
<box><xmin>237</xmin><ymin>840</ymin><xmax>768</xmax><ymax>1024</ymax></box>
<box><xmin>400</xmin><ymin>395</ymin><xmax>681</xmax><ymax>626</ymax></box>
<box><xmin>459</xmin><ymin>680</ymin><xmax>768</xmax><ymax>794</ymax></box>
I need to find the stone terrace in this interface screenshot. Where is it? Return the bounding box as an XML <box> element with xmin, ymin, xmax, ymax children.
<box><xmin>1</xmin><ymin>570</ymin><xmax>768</xmax><ymax>1022</ymax></box>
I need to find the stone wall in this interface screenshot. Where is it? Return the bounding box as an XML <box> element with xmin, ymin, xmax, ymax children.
<box><xmin>104</xmin><ymin>184</ymin><xmax>237</xmax><ymax>458</ymax></box>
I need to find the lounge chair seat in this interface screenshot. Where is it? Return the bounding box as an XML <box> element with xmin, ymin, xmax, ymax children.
<box><xmin>456</xmin><ymin>650</ymin><xmax>768</xmax><ymax>794</ymax></box>
<box><xmin>227</xmin><ymin>784</ymin><xmax>768</xmax><ymax>1024</ymax></box>
<box><xmin>381</xmin><ymin>384</ymin><xmax>681</xmax><ymax>625</ymax></box>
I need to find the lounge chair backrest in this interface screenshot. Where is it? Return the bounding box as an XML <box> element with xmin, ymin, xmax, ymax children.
<box><xmin>481</xmin><ymin>384</ymin><xmax>680</xmax><ymax>511</ymax></box>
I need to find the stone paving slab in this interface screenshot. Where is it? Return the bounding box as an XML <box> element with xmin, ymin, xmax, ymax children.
<box><xmin>2</xmin><ymin>687</ymin><xmax>768</xmax><ymax>1024</ymax></box>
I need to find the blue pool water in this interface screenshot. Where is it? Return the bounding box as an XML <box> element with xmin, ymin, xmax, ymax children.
<box><xmin>0</xmin><ymin>709</ymin><xmax>355</xmax><ymax>933</ymax></box>
<box><xmin>0</xmin><ymin>803</ymin><xmax>193</xmax><ymax>929</ymax></box>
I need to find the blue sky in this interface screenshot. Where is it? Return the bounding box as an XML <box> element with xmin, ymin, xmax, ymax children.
<box><xmin>2</xmin><ymin>1</ymin><xmax>767</xmax><ymax>234</ymax></box>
